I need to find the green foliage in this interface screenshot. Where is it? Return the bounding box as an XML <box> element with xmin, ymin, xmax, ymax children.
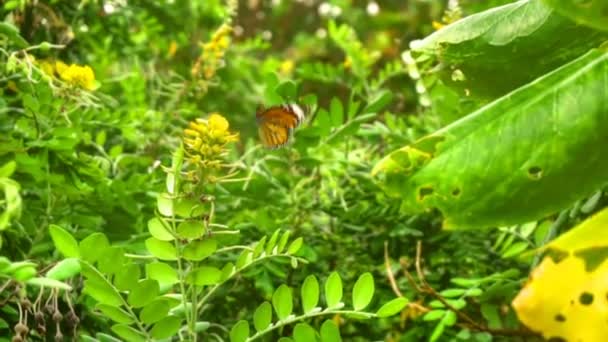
<box><xmin>1</xmin><ymin>0</ymin><xmax>606</xmax><ymax>341</ymax></box>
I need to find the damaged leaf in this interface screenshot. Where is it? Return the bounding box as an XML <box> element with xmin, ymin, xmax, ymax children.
<box><xmin>512</xmin><ymin>208</ymin><xmax>608</xmax><ymax>341</ymax></box>
<box><xmin>373</xmin><ymin>49</ymin><xmax>608</xmax><ymax>229</ymax></box>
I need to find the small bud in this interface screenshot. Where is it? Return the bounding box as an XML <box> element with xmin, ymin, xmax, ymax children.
<box><xmin>35</xmin><ymin>311</ymin><xmax>44</xmax><ymax>323</ymax></box>
<box><xmin>36</xmin><ymin>324</ymin><xmax>46</xmax><ymax>335</ymax></box>
<box><xmin>11</xmin><ymin>336</ymin><xmax>23</xmax><ymax>342</ymax></box>
<box><xmin>52</xmin><ymin>311</ymin><xmax>63</xmax><ymax>322</ymax></box>
<box><xmin>20</xmin><ymin>299</ymin><xmax>32</xmax><ymax>310</ymax></box>
<box><xmin>54</xmin><ymin>331</ymin><xmax>63</xmax><ymax>342</ymax></box>
<box><xmin>39</xmin><ymin>42</ymin><xmax>52</xmax><ymax>52</ymax></box>
<box><xmin>14</xmin><ymin>323</ymin><xmax>28</xmax><ymax>335</ymax></box>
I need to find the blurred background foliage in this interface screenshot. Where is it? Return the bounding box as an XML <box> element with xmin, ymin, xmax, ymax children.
<box><xmin>1</xmin><ymin>0</ymin><xmax>605</xmax><ymax>341</ymax></box>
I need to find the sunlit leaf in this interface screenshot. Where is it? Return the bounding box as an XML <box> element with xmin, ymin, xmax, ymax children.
<box><xmin>150</xmin><ymin>316</ymin><xmax>182</xmax><ymax>339</ymax></box>
<box><xmin>376</xmin><ymin>297</ymin><xmax>409</xmax><ymax>318</ymax></box>
<box><xmin>127</xmin><ymin>279</ymin><xmax>159</xmax><ymax>308</ymax></box>
<box><xmin>146</xmin><ymin>262</ymin><xmax>178</xmax><ymax>286</ymax></box>
<box><xmin>148</xmin><ymin>217</ymin><xmax>175</xmax><ymax>241</ymax></box>
<box><xmin>513</xmin><ymin>208</ymin><xmax>608</xmax><ymax>341</ymax></box>
<box><xmin>49</xmin><ymin>224</ymin><xmax>80</xmax><ymax>258</ymax></box>
<box><xmin>145</xmin><ymin>238</ymin><xmax>177</xmax><ymax>260</ymax></box>
<box><xmin>352</xmin><ymin>272</ymin><xmax>374</xmax><ymax>310</ymax></box>
<box><xmin>183</xmin><ymin>239</ymin><xmax>217</xmax><ymax>261</ymax></box>
<box><xmin>111</xmin><ymin>324</ymin><xmax>146</xmax><ymax>342</ymax></box>
<box><xmin>320</xmin><ymin>320</ymin><xmax>341</xmax><ymax>342</ymax></box>
<box><xmin>186</xmin><ymin>266</ymin><xmax>222</xmax><ymax>286</ymax></box>
<box><xmin>325</xmin><ymin>272</ymin><xmax>343</xmax><ymax>308</ymax></box>
<box><xmin>293</xmin><ymin>323</ymin><xmax>317</xmax><ymax>342</ymax></box>
<box><xmin>230</xmin><ymin>320</ymin><xmax>249</xmax><ymax>342</ymax></box>
<box><xmin>301</xmin><ymin>275</ymin><xmax>319</xmax><ymax>314</ymax></box>
<box><xmin>97</xmin><ymin>304</ymin><xmax>134</xmax><ymax>324</ymax></box>
<box><xmin>272</xmin><ymin>284</ymin><xmax>293</xmax><ymax>320</ymax></box>
<box><xmin>46</xmin><ymin>258</ymin><xmax>81</xmax><ymax>281</ymax></box>
<box><xmin>374</xmin><ymin>49</ymin><xmax>608</xmax><ymax>229</ymax></box>
<box><xmin>253</xmin><ymin>301</ymin><xmax>272</xmax><ymax>332</ymax></box>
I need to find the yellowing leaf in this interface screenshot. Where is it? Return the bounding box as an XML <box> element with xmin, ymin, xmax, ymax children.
<box><xmin>512</xmin><ymin>256</ymin><xmax>608</xmax><ymax>341</ymax></box>
<box><xmin>512</xmin><ymin>207</ymin><xmax>608</xmax><ymax>341</ymax></box>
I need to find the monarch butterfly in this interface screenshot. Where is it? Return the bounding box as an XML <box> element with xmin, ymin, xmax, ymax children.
<box><xmin>256</xmin><ymin>103</ymin><xmax>305</xmax><ymax>149</ymax></box>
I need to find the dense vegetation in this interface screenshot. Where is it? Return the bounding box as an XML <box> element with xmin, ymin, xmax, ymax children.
<box><xmin>1</xmin><ymin>0</ymin><xmax>607</xmax><ymax>341</ymax></box>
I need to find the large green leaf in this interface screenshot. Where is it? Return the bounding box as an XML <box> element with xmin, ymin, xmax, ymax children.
<box><xmin>543</xmin><ymin>0</ymin><xmax>608</xmax><ymax>32</ymax></box>
<box><xmin>409</xmin><ymin>0</ymin><xmax>607</xmax><ymax>99</ymax></box>
<box><xmin>374</xmin><ymin>49</ymin><xmax>608</xmax><ymax>229</ymax></box>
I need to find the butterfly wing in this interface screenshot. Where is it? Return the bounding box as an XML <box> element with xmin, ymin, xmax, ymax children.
<box><xmin>258</xmin><ymin>120</ymin><xmax>291</xmax><ymax>149</ymax></box>
<box><xmin>256</xmin><ymin>104</ymin><xmax>306</xmax><ymax>149</ymax></box>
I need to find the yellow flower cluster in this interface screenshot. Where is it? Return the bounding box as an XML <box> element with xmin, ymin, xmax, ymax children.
<box><xmin>183</xmin><ymin>113</ymin><xmax>239</xmax><ymax>170</ymax></box>
<box><xmin>38</xmin><ymin>59</ymin><xmax>96</xmax><ymax>90</ymax></box>
<box><xmin>192</xmin><ymin>24</ymin><xmax>232</xmax><ymax>80</ymax></box>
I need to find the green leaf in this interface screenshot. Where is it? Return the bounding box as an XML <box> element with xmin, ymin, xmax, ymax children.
<box><xmin>157</xmin><ymin>193</ymin><xmax>174</xmax><ymax>217</ymax></box>
<box><xmin>329</xmin><ymin>97</ymin><xmax>344</xmax><ymax>127</ymax></box>
<box><xmin>230</xmin><ymin>320</ymin><xmax>250</xmax><ymax>342</ymax></box>
<box><xmin>439</xmin><ymin>289</ymin><xmax>467</xmax><ymax>298</ymax></box>
<box><xmin>46</xmin><ymin>258</ymin><xmax>81</xmax><ymax>280</ymax></box>
<box><xmin>424</xmin><ymin>309</ymin><xmax>446</xmax><ymax>321</ymax></box>
<box><xmin>140</xmin><ymin>300</ymin><xmax>170</xmax><ymax>324</ymax></box>
<box><xmin>320</xmin><ymin>320</ymin><xmax>342</xmax><ymax>342</ymax></box>
<box><xmin>325</xmin><ymin>272</ymin><xmax>343</xmax><ymax>308</ymax></box>
<box><xmin>253</xmin><ymin>301</ymin><xmax>272</xmax><ymax>332</ymax></box>
<box><xmin>275</xmin><ymin>80</ymin><xmax>298</xmax><ymax>101</ymax></box>
<box><xmin>293</xmin><ymin>323</ymin><xmax>317</xmax><ymax>342</ymax></box>
<box><xmin>148</xmin><ymin>217</ymin><xmax>175</xmax><ymax>241</ymax></box>
<box><xmin>272</xmin><ymin>284</ymin><xmax>293</xmax><ymax>320</ymax></box>
<box><xmin>114</xmin><ymin>263</ymin><xmax>141</xmax><ymax>291</ymax></box>
<box><xmin>374</xmin><ymin>49</ymin><xmax>608</xmax><ymax>229</ymax></box>
<box><xmin>442</xmin><ymin>310</ymin><xmax>458</xmax><ymax>327</ymax></box>
<box><xmin>221</xmin><ymin>262</ymin><xmax>235</xmax><ymax>281</ymax></box>
<box><xmin>186</xmin><ymin>266</ymin><xmax>222</xmax><ymax>286</ymax></box>
<box><xmin>97</xmin><ymin>304</ymin><xmax>134</xmax><ymax>324</ymax></box>
<box><xmin>0</xmin><ymin>22</ymin><xmax>28</xmax><ymax>48</ymax></box>
<box><xmin>146</xmin><ymin>262</ymin><xmax>178</xmax><ymax>286</ymax></box>
<box><xmin>253</xmin><ymin>236</ymin><xmax>267</xmax><ymax>258</ymax></box>
<box><xmin>176</xmin><ymin>220</ymin><xmax>205</xmax><ymax>239</ymax></box>
<box><xmin>97</xmin><ymin>247</ymin><xmax>126</xmax><ymax>275</ymax></box>
<box><xmin>265</xmin><ymin>229</ymin><xmax>281</xmax><ymax>255</ymax></box>
<box><xmin>362</xmin><ymin>90</ymin><xmax>393</xmax><ymax>114</ymax></box>
<box><xmin>409</xmin><ymin>0</ymin><xmax>607</xmax><ymax>99</ymax></box>
<box><xmin>236</xmin><ymin>250</ymin><xmax>252</xmax><ymax>269</ymax></box>
<box><xmin>79</xmin><ymin>233</ymin><xmax>110</xmax><ymax>263</ymax></box>
<box><xmin>111</xmin><ymin>324</ymin><xmax>146</xmax><ymax>342</ymax></box>
<box><xmin>83</xmin><ymin>276</ymin><xmax>124</xmax><ymax>307</ymax></box>
<box><xmin>376</xmin><ymin>297</ymin><xmax>409</xmax><ymax>317</ymax></box>
<box><xmin>127</xmin><ymin>279</ymin><xmax>160</xmax><ymax>308</ymax></box>
<box><xmin>301</xmin><ymin>275</ymin><xmax>319</xmax><ymax>314</ymax></box>
<box><xmin>501</xmin><ymin>242</ymin><xmax>529</xmax><ymax>258</ymax></box>
<box><xmin>183</xmin><ymin>239</ymin><xmax>217</xmax><ymax>261</ymax></box>
<box><xmin>543</xmin><ymin>0</ymin><xmax>608</xmax><ymax>31</ymax></box>
<box><xmin>49</xmin><ymin>224</ymin><xmax>80</xmax><ymax>258</ymax></box>
<box><xmin>26</xmin><ymin>277</ymin><xmax>72</xmax><ymax>291</ymax></box>
<box><xmin>287</xmin><ymin>237</ymin><xmax>303</xmax><ymax>255</ymax></box>
<box><xmin>150</xmin><ymin>316</ymin><xmax>182</xmax><ymax>339</ymax></box>
<box><xmin>352</xmin><ymin>272</ymin><xmax>374</xmax><ymax>311</ymax></box>
<box><xmin>145</xmin><ymin>238</ymin><xmax>177</xmax><ymax>260</ymax></box>
<box><xmin>277</xmin><ymin>231</ymin><xmax>291</xmax><ymax>253</ymax></box>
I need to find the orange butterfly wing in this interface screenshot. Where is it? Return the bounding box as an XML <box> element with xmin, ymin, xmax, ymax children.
<box><xmin>256</xmin><ymin>104</ymin><xmax>305</xmax><ymax>148</ymax></box>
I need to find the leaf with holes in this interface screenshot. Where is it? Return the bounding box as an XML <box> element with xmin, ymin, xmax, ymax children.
<box><xmin>374</xmin><ymin>49</ymin><xmax>608</xmax><ymax>229</ymax></box>
<box><xmin>513</xmin><ymin>208</ymin><xmax>608</xmax><ymax>341</ymax></box>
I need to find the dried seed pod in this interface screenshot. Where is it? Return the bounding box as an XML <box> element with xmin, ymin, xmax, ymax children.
<box><xmin>36</xmin><ymin>324</ymin><xmax>46</xmax><ymax>335</ymax></box>
<box><xmin>52</xmin><ymin>311</ymin><xmax>63</xmax><ymax>322</ymax></box>
<box><xmin>34</xmin><ymin>311</ymin><xmax>44</xmax><ymax>323</ymax></box>
<box><xmin>11</xmin><ymin>336</ymin><xmax>23</xmax><ymax>342</ymax></box>
<box><xmin>54</xmin><ymin>331</ymin><xmax>63</xmax><ymax>342</ymax></box>
<box><xmin>45</xmin><ymin>304</ymin><xmax>54</xmax><ymax>314</ymax></box>
<box><xmin>20</xmin><ymin>299</ymin><xmax>32</xmax><ymax>310</ymax></box>
<box><xmin>14</xmin><ymin>323</ymin><xmax>28</xmax><ymax>335</ymax></box>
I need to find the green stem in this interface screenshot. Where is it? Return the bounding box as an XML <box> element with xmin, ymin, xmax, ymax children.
<box><xmin>247</xmin><ymin>309</ymin><xmax>376</xmax><ymax>341</ymax></box>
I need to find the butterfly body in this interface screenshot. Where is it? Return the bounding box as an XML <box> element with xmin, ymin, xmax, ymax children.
<box><xmin>256</xmin><ymin>104</ymin><xmax>305</xmax><ymax>149</ymax></box>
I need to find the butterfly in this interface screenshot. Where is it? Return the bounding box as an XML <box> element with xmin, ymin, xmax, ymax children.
<box><xmin>256</xmin><ymin>103</ymin><xmax>305</xmax><ymax>149</ymax></box>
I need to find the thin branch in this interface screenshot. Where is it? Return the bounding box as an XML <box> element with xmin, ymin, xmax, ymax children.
<box><xmin>384</xmin><ymin>241</ymin><xmax>402</xmax><ymax>297</ymax></box>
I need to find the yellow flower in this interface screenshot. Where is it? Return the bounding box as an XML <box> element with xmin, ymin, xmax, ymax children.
<box><xmin>279</xmin><ymin>59</ymin><xmax>294</xmax><ymax>75</ymax></box>
<box><xmin>58</xmin><ymin>64</ymin><xmax>96</xmax><ymax>90</ymax></box>
<box><xmin>38</xmin><ymin>60</ymin><xmax>55</xmax><ymax>76</ymax></box>
<box><xmin>208</xmin><ymin>113</ymin><xmax>229</xmax><ymax>132</ymax></box>
<box><xmin>168</xmin><ymin>41</ymin><xmax>178</xmax><ymax>58</ymax></box>
<box><xmin>343</xmin><ymin>56</ymin><xmax>352</xmax><ymax>69</ymax></box>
